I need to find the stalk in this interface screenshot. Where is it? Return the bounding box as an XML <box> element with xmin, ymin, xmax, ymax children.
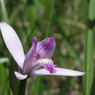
<box><xmin>18</xmin><ymin>79</ymin><xmax>27</xmax><ymax>95</ymax></box>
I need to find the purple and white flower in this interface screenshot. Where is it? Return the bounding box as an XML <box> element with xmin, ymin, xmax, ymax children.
<box><xmin>0</xmin><ymin>22</ymin><xmax>85</xmax><ymax>80</ymax></box>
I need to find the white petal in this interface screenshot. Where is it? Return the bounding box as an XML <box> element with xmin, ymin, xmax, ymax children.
<box><xmin>0</xmin><ymin>22</ymin><xmax>25</xmax><ymax>69</ymax></box>
<box><xmin>14</xmin><ymin>71</ymin><xmax>27</xmax><ymax>80</ymax></box>
<box><xmin>32</xmin><ymin>67</ymin><xmax>85</xmax><ymax>76</ymax></box>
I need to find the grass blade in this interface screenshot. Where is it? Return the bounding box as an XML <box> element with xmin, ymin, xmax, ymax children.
<box><xmin>0</xmin><ymin>0</ymin><xmax>9</xmax><ymax>23</ymax></box>
<box><xmin>9</xmin><ymin>59</ymin><xmax>19</xmax><ymax>95</ymax></box>
<box><xmin>83</xmin><ymin>0</ymin><xmax>95</xmax><ymax>95</ymax></box>
<box><xmin>45</xmin><ymin>0</ymin><xmax>55</xmax><ymax>38</ymax></box>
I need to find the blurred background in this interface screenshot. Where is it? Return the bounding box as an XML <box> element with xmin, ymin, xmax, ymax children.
<box><xmin>0</xmin><ymin>0</ymin><xmax>95</xmax><ymax>95</ymax></box>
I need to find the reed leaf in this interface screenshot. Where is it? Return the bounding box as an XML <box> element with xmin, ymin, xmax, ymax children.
<box><xmin>83</xmin><ymin>0</ymin><xmax>95</xmax><ymax>95</ymax></box>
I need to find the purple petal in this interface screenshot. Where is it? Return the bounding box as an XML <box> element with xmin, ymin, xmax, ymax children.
<box><xmin>14</xmin><ymin>71</ymin><xmax>27</xmax><ymax>80</ymax></box>
<box><xmin>22</xmin><ymin>37</ymin><xmax>37</xmax><ymax>74</ymax></box>
<box><xmin>32</xmin><ymin>67</ymin><xmax>85</xmax><ymax>76</ymax></box>
<box><xmin>23</xmin><ymin>57</ymin><xmax>37</xmax><ymax>74</ymax></box>
<box><xmin>37</xmin><ymin>59</ymin><xmax>56</xmax><ymax>73</ymax></box>
<box><xmin>36</xmin><ymin>38</ymin><xmax>56</xmax><ymax>59</ymax></box>
<box><xmin>24</xmin><ymin>37</ymin><xmax>37</xmax><ymax>64</ymax></box>
<box><xmin>0</xmin><ymin>22</ymin><xmax>25</xmax><ymax>69</ymax></box>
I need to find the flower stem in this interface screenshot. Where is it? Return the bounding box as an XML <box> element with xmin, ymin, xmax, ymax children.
<box><xmin>18</xmin><ymin>78</ymin><xmax>27</xmax><ymax>95</ymax></box>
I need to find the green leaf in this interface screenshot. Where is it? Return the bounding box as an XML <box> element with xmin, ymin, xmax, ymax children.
<box><xmin>83</xmin><ymin>0</ymin><xmax>95</xmax><ymax>95</ymax></box>
<box><xmin>0</xmin><ymin>64</ymin><xmax>9</xmax><ymax>95</ymax></box>
<box><xmin>0</xmin><ymin>64</ymin><xmax>6</xmax><ymax>85</ymax></box>
<box><xmin>0</xmin><ymin>0</ymin><xmax>9</xmax><ymax>23</ymax></box>
<box><xmin>9</xmin><ymin>59</ymin><xmax>19</xmax><ymax>95</ymax></box>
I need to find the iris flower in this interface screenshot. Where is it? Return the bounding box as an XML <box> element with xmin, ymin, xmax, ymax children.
<box><xmin>0</xmin><ymin>22</ymin><xmax>85</xmax><ymax>80</ymax></box>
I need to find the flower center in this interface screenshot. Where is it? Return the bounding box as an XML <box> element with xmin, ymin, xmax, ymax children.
<box><xmin>34</xmin><ymin>52</ymin><xmax>40</xmax><ymax>59</ymax></box>
<box><xmin>37</xmin><ymin>58</ymin><xmax>56</xmax><ymax>73</ymax></box>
